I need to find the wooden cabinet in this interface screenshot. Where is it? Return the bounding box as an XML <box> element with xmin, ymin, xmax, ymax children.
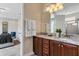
<box><xmin>33</xmin><ymin>36</ymin><xmax>42</xmax><ymax>55</ymax></box>
<box><xmin>61</xmin><ymin>43</ymin><xmax>78</xmax><ymax>56</ymax></box>
<box><xmin>33</xmin><ymin>36</ymin><xmax>38</xmax><ymax>55</ymax></box>
<box><xmin>50</xmin><ymin>40</ymin><xmax>61</xmax><ymax>56</ymax></box>
<box><xmin>33</xmin><ymin>36</ymin><xmax>79</xmax><ymax>56</ymax></box>
<box><xmin>50</xmin><ymin>40</ymin><xmax>78</xmax><ymax>56</ymax></box>
<box><xmin>42</xmin><ymin>39</ymin><xmax>49</xmax><ymax>56</ymax></box>
<box><xmin>33</xmin><ymin>36</ymin><xmax>49</xmax><ymax>56</ymax></box>
<box><xmin>77</xmin><ymin>46</ymin><xmax>79</xmax><ymax>55</ymax></box>
<box><xmin>38</xmin><ymin>37</ymin><xmax>43</xmax><ymax>56</ymax></box>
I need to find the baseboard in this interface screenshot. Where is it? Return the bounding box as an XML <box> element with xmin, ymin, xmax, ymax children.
<box><xmin>24</xmin><ymin>51</ymin><xmax>34</xmax><ymax>56</ymax></box>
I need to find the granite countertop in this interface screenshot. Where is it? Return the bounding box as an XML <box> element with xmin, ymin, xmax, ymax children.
<box><xmin>35</xmin><ymin>35</ymin><xmax>79</xmax><ymax>45</ymax></box>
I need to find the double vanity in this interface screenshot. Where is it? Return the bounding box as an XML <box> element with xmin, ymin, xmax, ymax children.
<box><xmin>33</xmin><ymin>35</ymin><xmax>79</xmax><ymax>56</ymax></box>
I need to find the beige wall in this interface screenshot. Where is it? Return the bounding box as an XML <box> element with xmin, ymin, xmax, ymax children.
<box><xmin>24</xmin><ymin>3</ymin><xmax>42</xmax><ymax>33</ymax></box>
<box><xmin>41</xmin><ymin>4</ymin><xmax>50</xmax><ymax>32</ymax></box>
<box><xmin>24</xmin><ymin>3</ymin><xmax>50</xmax><ymax>33</ymax></box>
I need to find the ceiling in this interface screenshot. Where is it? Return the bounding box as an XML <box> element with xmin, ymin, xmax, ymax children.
<box><xmin>0</xmin><ymin>3</ymin><xmax>21</xmax><ymax>19</ymax></box>
<box><xmin>55</xmin><ymin>3</ymin><xmax>79</xmax><ymax>15</ymax></box>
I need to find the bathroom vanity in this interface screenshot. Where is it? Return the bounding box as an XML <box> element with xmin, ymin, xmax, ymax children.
<box><xmin>33</xmin><ymin>35</ymin><xmax>79</xmax><ymax>56</ymax></box>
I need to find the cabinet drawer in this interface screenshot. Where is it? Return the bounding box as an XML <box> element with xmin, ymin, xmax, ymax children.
<box><xmin>43</xmin><ymin>46</ymin><xmax>49</xmax><ymax>49</ymax></box>
<box><xmin>43</xmin><ymin>48</ymin><xmax>49</xmax><ymax>52</ymax></box>
<box><xmin>43</xmin><ymin>43</ymin><xmax>49</xmax><ymax>49</ymax></box>
<box><xmin>42</xmin><ymin>39</ymin><xmax>49</xmax><ymax>56</ymax></box>
<box><xmin>43</xmin><ymin>51</ymin><xmax>49</xmax><ymax>55</ymax></box>
<box><xmin>39</xmin><ymin>42</ymin><xmax>42</xmax><ymax>44</ymax></box>
<box><xmin>43</xmin><ymin>53</ymin><xmax>49</xmax><ymax>56</ymax></box>
<box><xmin>43</xmin><ymin>39</ymin><xmax>49</xmax><ymax>43</ymax></box>
<box><xmin>43</xmin><ymin>40</ymin><xmax>49</xmax><ymax>47</ymax></box>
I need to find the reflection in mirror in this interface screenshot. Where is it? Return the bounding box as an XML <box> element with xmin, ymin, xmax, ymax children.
<box><xmin>2</xmin><ymin>21</ymin><xmax>8</xmax><ymax>33</ymax></box>
<box><xmin>65</xmin><ymin>17</ymin><xmax>78</xmax><ymax>35</ymax></box>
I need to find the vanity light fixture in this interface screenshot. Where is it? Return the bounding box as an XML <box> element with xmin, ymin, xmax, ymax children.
<box><xmin>65</xmin><ymin>17</ymin><xmax>76</xmax><ymax>24</ymax></box>
<box><xmin>65</xmin><ymin>17</ymin><xmax>75</xmax><ymax>22</ymax></box>
<box><xmin>45</xmin><ymin>3</ymin><xmax>64</xmax><ymax>13</ymax></box>
<box><xmin>67</xmin><ymin>21</ymin><xmax>75</xmax><ymax>24</ymax></box>
<box><xmin>72</xmin><ymin>23</ymin><xmax>77</xmax><ymax>25</ymax></box>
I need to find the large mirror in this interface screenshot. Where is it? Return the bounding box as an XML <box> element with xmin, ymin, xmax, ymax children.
<box><xmin>50</xmin><ymin>15</ymin><xmax>79</xmax><ymax>36</ymax></box>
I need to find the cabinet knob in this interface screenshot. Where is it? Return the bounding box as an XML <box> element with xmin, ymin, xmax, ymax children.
<box><xmin>58</xmin><ymin>44</ymin><xmax>60</xmax><ymax>46</ymax></box>
<box><xmin>61</xmin><ymin>45</ymin><xmax>63</xmax><ymax>47</ymax></box>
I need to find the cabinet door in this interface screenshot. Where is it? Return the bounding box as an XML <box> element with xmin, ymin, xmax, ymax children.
<box><xmin>33</xmin><ymin>36</ymin><xmax>39</xmax><ymax>55</ymax></box>
<box><xmin>78</xmin><ymin>46</ymin><xmax>79</xmax><ymax>56</ymax></box>
<box><xmin>33</xmin><ymin>36</ymin><xmax>42</xmax><ymax>56</ymax></box>
<box><xmin>50</xmin><ymin>40</ymin><xmax>61</xmax><ymax>56</ymax></box>
<box><xmin>61</xmin><ymin>43</ymin><xmax>78</xmax><ymax>56</ymax></box>
<box><xmin>43</xmin><ymin>39</ymin><xmax>49</xmax><ymax>56</ymax></box>
<box><xmin>37</xmin><ymin>37</ymin><xmax>43</xmax><ymax>56</ymax></box>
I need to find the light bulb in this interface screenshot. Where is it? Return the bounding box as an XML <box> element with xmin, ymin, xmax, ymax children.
<box><xmin>50</xmin><ymin>4</ymin><xmax>55</xmax><ymax>9</ymax></box>
<box><xmin>49</xmin><ymin>9</ymin><xmax>53</xmax><ymax>13</ymax></box>
<box><xmin>58</xmin><ymin>4</ymin><xmax>64</xmax><ymax>10</ymax></box>
<box><xmin>56</xmin><ymin>3</ymin><xmax>61</xmax><ymax>6</ymax></box>
<box><xmin>67</xmin><ymin>21</ymin><xmax>75</xmax><ymax>24</ymax></box>
<box><xmin>45</xmin><ymin>3</ymin><xmax>64</xmax><ymax>13</ymax></box>
<box><xmin>54</xmin><ymin>7</ymin><xmax>58</xmax><ymax>12</ymax></box>
<box><xmin>72</xmin><ymin>23</ymin><xmax>77</xmax><ymax>25</ymax></box>
<box><xmin>46</xmin><ymin>7</ymin><xmax>50</xmax><ymax>11</ymax></box>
